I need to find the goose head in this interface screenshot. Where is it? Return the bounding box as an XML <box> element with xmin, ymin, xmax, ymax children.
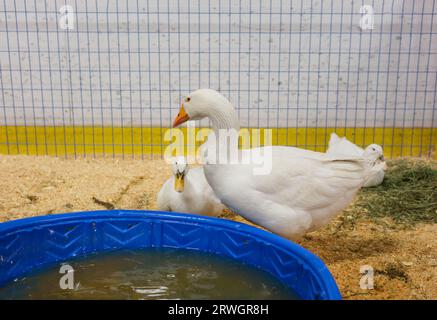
<box><xmin>173</xmin><ymin>89</ymin><xmax>240</xmax><ymax>130</ymax></box>
<box><xmin>363</xmin><ymin>144</ymin><xmax>385</xmax><ymax>162</ymax></box>
<box><xmin>172</xmin><ymin>156</ymin><xmax>189</xmax><ymax>193</ymax></box>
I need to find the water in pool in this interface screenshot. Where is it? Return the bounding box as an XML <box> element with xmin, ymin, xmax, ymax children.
<box><xmin>0</xmin><ymin>248</ymin><xmax>299</xmax><ymax>299</ymax></box>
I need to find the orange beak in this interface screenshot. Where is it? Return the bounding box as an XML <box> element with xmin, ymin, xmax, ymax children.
<box><xmin>172</xmin><ymin>104</ymin><xmax>190</xmax><ymax>128</ymax></box>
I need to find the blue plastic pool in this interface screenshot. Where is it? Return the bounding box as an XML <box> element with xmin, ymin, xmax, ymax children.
<box><xmin>0</xmin><ymin>210</ymin><xmax>341</xmax><ymax>300</ymax></box>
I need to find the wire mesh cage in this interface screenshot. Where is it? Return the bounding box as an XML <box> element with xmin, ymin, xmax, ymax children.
<box><xmin>0</xmin><ymin>0</ymin><xmax>436</xmax><ymax>159</ymax></box>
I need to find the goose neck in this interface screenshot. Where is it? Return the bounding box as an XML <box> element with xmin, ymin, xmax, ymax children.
<box><xmin>208</xmin><ymin>106</ymin><xmax>240</xmax><ymax>132</ymax></box>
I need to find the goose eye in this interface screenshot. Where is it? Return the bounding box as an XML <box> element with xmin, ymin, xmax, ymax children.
<box><xmin>184</xmin><ymin>97</ymin><xmax>191</xmax><ymax>103</ymax></box>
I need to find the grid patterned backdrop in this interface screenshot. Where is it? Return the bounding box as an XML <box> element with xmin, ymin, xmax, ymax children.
<box><xmin>0</xmin><ymin>0</ymin><xmax>436</xmax><ymax>158</ymax></box>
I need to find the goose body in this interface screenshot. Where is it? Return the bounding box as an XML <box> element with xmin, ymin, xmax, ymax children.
<box><xmin>157</xmin><ymin>158</ymin><xmax>224</xmax><ymax>217</ymax></box>
<box><xmin>172</xmin><ymin>89</ymin><xmax>383</xmax><ymax>240</ymax></box>
<box><xmin>327</xmin><ymin>133</ymin><xmax>386</xmax><ymax>187</ymax></box>
<box><xmin>203</xmin><ymin>146</ymin><xmax>370</xmax><ymax>238</ymax></box>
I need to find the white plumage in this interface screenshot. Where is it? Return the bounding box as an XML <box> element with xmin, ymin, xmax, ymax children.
<box><xmin>172</xmin><ymin>89</ymin><xmax>384</xmax><ymax>240</ymax></box>
<box><xmin>327</xmin><ymin>133</ymin><xmax>387</xmax><ymax>187</ymax></box>
<box><xmin>157</xmin><ymin>157</ymin><xmax>225</xmax><ymax>217</ymax></box>
<box><xmin>203</xmin><ymin>146</ymin><xmax>375</xmax><ymax>240</ymax></box>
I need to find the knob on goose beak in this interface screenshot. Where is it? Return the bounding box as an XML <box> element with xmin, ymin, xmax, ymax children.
<box><xmin>172</xmin><ymin>104</ymin><xmax>190</xmax><ymax>128</ymax></box>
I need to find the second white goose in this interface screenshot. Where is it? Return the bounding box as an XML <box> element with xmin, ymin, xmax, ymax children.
<box><xmin>157</xmin><ymin>156</ymin><xmax>225</xmax><ymax>217</ymax></box>
<box><xmin>327</xmin><ymin>133</ymin><xmax>387</xmax><ymax>187</ymax></box>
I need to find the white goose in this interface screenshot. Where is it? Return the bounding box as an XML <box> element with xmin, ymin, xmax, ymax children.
<box><xmin>157</xmin><ymin>156</ymin><xmax>225</xmax><ymax>217</ymax></box>
<box><xmin>327</xmin><ymin>133</ymin><xmax>387</xmax><ymax>187</ymax></box>
<box><xmin>172</xmin><ymin>89</ymin><xmax>384</xmax><ymax>240</ymax></box>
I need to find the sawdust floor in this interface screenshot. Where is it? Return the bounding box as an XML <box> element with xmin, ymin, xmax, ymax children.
<box><xmin>0</xmin><ymin>155</ymin><xmax>435</xmax><ymax>300</ymax></box>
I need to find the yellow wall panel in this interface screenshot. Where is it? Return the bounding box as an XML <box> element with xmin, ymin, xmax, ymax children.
<box><xmin>0</xmin><ymin>126</ymin><xmax>436</xmax><ymax>159</ymax></box>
